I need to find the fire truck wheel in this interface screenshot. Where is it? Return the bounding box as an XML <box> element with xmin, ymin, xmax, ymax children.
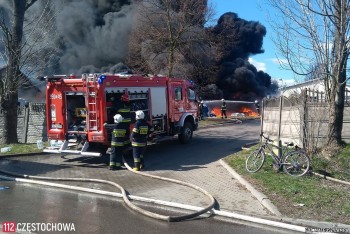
<box><xmin>179</xmin><ymin>122</ymin><xmax>193</xmax><ymax>144</ymax></box>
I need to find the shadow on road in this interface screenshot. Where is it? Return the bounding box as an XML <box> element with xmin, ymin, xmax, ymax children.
<box><xmin>0</xmin><ymin>120</ymin><xmax>260</xmax><ymax>175</ymax></box>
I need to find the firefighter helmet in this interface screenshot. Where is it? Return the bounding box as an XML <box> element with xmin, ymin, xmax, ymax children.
<box><xmin>135</xmin><ymin>110</ymin><xmax>145</xmax><ymax>120</ymax></box>
<box><xmin>113</xmin><ymin>114</ymin><xmax>124</xmax><ymax>123</ymax></box>
<box><xmin>221</xmin><ymin>99</ymin><xmax>225</xmax><ymax>102</ymax></box>
<box><xmin>121</xmin><ymin>94</ymin><xmax>129</xmax><ymax>102</ymax></box>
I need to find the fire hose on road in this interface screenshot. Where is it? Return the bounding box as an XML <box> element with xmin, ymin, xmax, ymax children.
<box><xmin>0</xmin><ymin>155</ymin><xmax>312</xmax><ymax>232</ymax></box>
<box><xmin>0</xmin><ymin>156</ymin><xmax>216</xmax><ymax>222</ymax></box>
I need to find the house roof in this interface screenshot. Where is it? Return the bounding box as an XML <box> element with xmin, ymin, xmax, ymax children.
<box><xmin>283</xmin><ymin>78</ymin><xmax>323</xmax><ymax>91</ymax></box>
<box><xmin>283</xmin><ymin>78</ymin><xmax>350</xmax><ymax>91</ymax></box>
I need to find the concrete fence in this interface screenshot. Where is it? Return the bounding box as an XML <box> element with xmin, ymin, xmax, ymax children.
<box><xmin>0</xmin><ymin>103</ymin><xmax>47</xmax><ymax>144</ymax></box>
<box><xmin>262</xmin><ymin>90</ymin><xmax>350</xmax><ymax>148</ymax></box>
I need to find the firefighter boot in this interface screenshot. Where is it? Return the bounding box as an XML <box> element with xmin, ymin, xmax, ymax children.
<box><xmin>115</xmin><ymin>162</ymin><xmax>122</xmax><ymax>170</ymax></box>
<box><xmin>140</xmin><ymin>155</ymin><xmax>145</xmax><ymax>170</ymax></box>
<box><xmin>133</xmin><ymin>162</ymin><xmax>141</xmax><ymax>171</ymax></box>
<box><xmin>109</xmin><ymin>162</ymin><xmax>117</xmax><ymax>170</ymax></box>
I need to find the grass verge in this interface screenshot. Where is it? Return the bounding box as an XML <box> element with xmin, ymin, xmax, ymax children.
<box><xmin>0</xmin><ymin>143</ymin><xmax>45</xmax><ymax>156</ymax></box>
<box><xmin>224</xmin><ymin>146</ymin><xmax>350</xmax><ymax>225</ymax></box>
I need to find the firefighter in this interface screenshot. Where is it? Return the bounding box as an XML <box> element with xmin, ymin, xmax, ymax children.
<box><xmin>198</xmin><ymin>100</ymin><xmax>204</xmax><ymax>120</ymax></box>
<box><xmin>255</xmin><ymin>100</ymin><xmax>260</xmax><ymax>115</ymax></box>
<box><xmin>221</xmin><ymin>99</ymin><xmax>227</xmax><ymax>119</ymax></box>
<box><xmin>116</xmin><ymin>93</ymin><xmax>131</xmax><ymax>146</ymax></box>
<box><xmin>131</xmin><ymin>110</ymin><xmax>154</xmax><ymax>171</ymax></box>
<box><xmin>117</xmin><ymin>94</ymin><xmax>131</xmax><ymax>124</ymax></box>
<box><xmin>104</xmin><ymin>114</ymin><xmax>130</xmax><ymax>170</ymax></box>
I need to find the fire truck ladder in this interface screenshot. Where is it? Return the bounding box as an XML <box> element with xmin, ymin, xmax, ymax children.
<box><xmin>85</xmin><ymin>74</ymin><xmax>99</xmax><ymax>131</ymax></box>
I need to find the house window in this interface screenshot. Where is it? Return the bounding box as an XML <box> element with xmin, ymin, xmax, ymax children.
<box><xmin>174</xmin><ymin>87</ymin><xmax>182</xmax><ymax>100</ymax></box>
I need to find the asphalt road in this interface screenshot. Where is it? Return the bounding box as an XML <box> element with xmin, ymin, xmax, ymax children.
<box><xmin>0</xmin><ymin>119</ymin><xmax>298</xmax><ymax>233</ymax></box>
<box><xmin>0</xmin><ymin>181</ymin><xmax>294</xmax><ymax>234</ymax></box>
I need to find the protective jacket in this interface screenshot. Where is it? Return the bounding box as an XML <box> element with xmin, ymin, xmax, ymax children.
<box><xmin>117</xmin><ymin>103</ymin><xmax>131</xmax><ymax>123</ymax></box>
<box><xmin>104</xmin><ymin>122</ymin><xmax>130</xmax><ymax>146</ymax></box>
<box><xmin>131</xmin><ymin>119</ymin><xmax>153</xmax><ymax>147</ymax></box>
<box><xmin>221</xmin><ymin>101</ymin><xmax>227</xmax><ymax>111</ymax></box>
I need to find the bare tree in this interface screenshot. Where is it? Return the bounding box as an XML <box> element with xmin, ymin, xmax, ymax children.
<box><xmin>127</xmin><ymin>0</ymin><xmax>214</xmax><ymax>78</ymax></box>
<box><xmin>266</xmin><ymin>0</ymin><xmax>350</xmax><ymax>150</ymax></box>
<box><xmin>0</xmin><ymin>0</ymin><xmax>57</xmax><ymax>144</ymax></box>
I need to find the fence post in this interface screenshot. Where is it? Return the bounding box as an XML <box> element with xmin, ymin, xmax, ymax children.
<box><xmin>301</xmin><ymin>90</ymin><xmax>308</xmax><ymax>149</ymax></box>
<box><xmin>23</xmin><ymin>104</ymin><xmax>30</xmax><ymax>143</ymax></box>
<box><xmin>277</xmin><ymin>96</ymin><xmax>283</xmax><ymax>157</ymax></box>
<box><xmin>260</xmin><ymin>99</ymin><xmax>264</xmax><ymax>142</ymax></box>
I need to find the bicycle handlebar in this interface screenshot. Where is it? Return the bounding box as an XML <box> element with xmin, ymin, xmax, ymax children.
<box><xmin>260</xmin><ymin>132</ymin><xmax>273</xmax><ymax>142</ymax></box>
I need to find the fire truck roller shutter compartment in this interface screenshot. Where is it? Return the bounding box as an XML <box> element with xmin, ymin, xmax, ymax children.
<box><xmin>149</xmin><ymin>87</ymin><xmax>167</xmax><ymax>132</ymax></box>
<box><xmin>65</xmin><ymin>92</ymin><xmax>86</xmax><ymax>134</ymax></box>
<box><xmin>129</xmin><ymin>87</ymin><xmax>167</xmax><ymax>132</ymax></box>
<box><xmin>105</xmin><ymin>88</ymin><xmax>126</xmax><ymax>124</ymax></box>
<box><xmin>127</xmin><ymin>87</ymin><xmax>151</xmax><ymax>121</ymax></box>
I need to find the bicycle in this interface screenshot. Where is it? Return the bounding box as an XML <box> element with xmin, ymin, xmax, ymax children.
<box><xmin>245</xmin><ymin>133</ymin><xmax>310</xmax><ymax>176</ymax></box>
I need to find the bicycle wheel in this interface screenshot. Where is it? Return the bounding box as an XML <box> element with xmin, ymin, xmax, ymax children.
<box><xmin>246</xmin><ymin>149</ymin><xmax>265</xmax><ymax>173</ymax></box>
<box><xmin>283</xmin><ymin>150</ymin><xmax>310</xmax><ymax>176</ymax></box>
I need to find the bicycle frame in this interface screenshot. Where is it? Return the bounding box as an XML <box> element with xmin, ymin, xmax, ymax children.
<box><xmin>260</xmin><ymin>136</ymin><xmax>296</xmax><ymax>166</ymax></box>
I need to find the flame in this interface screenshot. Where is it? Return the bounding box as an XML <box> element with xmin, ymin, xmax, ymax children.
<box><xmin>210</xmin><ymin>105</ymin><xmax>259</xmax><ymax>117</ymax></box>
<box><xmin>211</xmin><ymin>107</ymin><xmax>222</xmax><ymax>117</ymax></box>
<box><xmin>239</xmin><ymin>107</ymin><xmax>259</xmax><ymax>117</ymax></box>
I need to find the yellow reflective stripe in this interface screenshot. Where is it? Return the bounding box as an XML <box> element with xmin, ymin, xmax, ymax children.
<box><xmin>112</xmin><ymin>142</ymin><xmax>124</xmax><ymax>146</ymax></box>
<box><xmin>122</xmin><ymin>119</ymin><xmax>131</xmax><ymax>122</ymax></box>
<box><xmin>109</xmin><ymin>162</ymin><xmax>116</xmax><ymax>166</ymax></box>
<box><xmin>132</xmin><ymin>128</ymin><xmax>139</xmax><ymax>133</ymax></box>
<box><xmin>118</xmin><ymin>108</ymin><xmax>130</xmax><ymax>112</ymax></box>
<box><xmin>113</xmin><ymin>129</ymin><xmax>126</xmax><ymax>137</ymax></box>
<box><xmin>132</xmin><ymin>142</ymin><xmax>146</xmax><ymax>147</ymax></box>
<box><xmin>115</xmin><ymin>163</ymin><xmax>121</xmax><ymax>167</ymax></box>
<box><xmin>134</xmin><ymin>159</ymin><xmax>141</xmax><ymax>162</ymax></box>
<box><xmin>139</xmin><ymin>126</ymin><xmax>148</xmax><ymax>134</ymax></box>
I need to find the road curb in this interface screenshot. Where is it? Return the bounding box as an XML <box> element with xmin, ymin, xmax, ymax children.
<box><xmin>0</xmin><ymin>152</ymin><xmax>48</xmax><ymax>158</ymax></box>
<box><xmin>219</xmin><ymin>159</ymin><xmax>282</xmax><ymax>216</ymax></box>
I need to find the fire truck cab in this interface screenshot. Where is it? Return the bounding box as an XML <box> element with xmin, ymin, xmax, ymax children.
<box><xmin>44</xmin><ymin>73</ymin><xmax>199</xmax><ymax>156</ymax></box>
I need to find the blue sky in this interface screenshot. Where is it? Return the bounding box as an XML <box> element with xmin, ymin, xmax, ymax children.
<box><xmin>209</xmin><ymin>0</ymin><xmax>295</xmax><ymax>86</ymax></box>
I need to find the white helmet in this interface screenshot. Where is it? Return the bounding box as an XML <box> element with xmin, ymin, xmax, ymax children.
<box><xmin>221</xmin><ymin>99</ymin><xmax>225</xmax><ymax>101</ymax></box>
<box><xmin>135</xmin><ymin>110</ymin><xmax>145</xmax><ymax>120</ymax></box>
<box><xmin>113</xmin><ymin>114</ymin><xmax>124</xmax><ymax>123</ymax></box>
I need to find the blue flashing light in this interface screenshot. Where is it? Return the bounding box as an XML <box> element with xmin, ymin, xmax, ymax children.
<box><xmin>98</xmin><ymin>75</ymin><xmax>107</xmax><ymax>84</ymax></box>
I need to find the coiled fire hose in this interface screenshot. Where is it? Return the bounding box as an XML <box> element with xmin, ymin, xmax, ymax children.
<box><xmin>0</xmin><ymin>156</ymin><xmax>216</xmax><ymax>222</ymax></box>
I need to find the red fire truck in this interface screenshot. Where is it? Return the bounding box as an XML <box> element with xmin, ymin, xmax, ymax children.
<box><xmin>44</xmin><ymin>73</ymin><xmax>199</xmax><ymax>156</ymax></box>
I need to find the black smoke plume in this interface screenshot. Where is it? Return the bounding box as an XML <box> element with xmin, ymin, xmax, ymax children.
<box><xmin>0</xmin><ymin>1</ymin><xmax>275</xmax><ymax>101</ymax></box>
<box><xmin>208</xmin><ymin>12</ymin><xmax>272</xmax><ymax>101</ymax></box>
<box><xmin>26</xmin><ymin>0</ymin><xmax>136</xmax><ymax>75</ymax></box>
